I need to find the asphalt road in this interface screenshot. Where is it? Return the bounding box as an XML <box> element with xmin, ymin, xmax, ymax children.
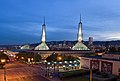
<box><xmin>0</xmin><ymin>62</ymin><xmax>50</xmax><ymax>81</ymax></box>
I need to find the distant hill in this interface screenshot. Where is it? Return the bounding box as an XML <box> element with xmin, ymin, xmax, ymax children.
<box><xmin>30</xmin><ymin>40</ymin><xmax>120</xmax><ymax>47</ymax></box>
<box><xmin>0</xmin><ymin>40</ymin><xmax>120</xmax><ymax>48</ymax></box>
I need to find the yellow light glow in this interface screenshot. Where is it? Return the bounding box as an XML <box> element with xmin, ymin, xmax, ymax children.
<box><xmin>14</xmin><ymin>55</ymin><xmax>16</xmax><ymax>58</ymax></box>
<box><xmin>57</xmin><ymin>56</ymin><xmax>62</xmax><ymax>61</ymax></box>
<box><xmin>21</xmin><ymin>57</ymin><xmax>24</xmax><ymax>59</ymax></box>
<box><xmin>1</xmin><ymin>59</ymin><xmax>6</xmax><ymax>63</ymax></box>
<box><xmin>44</xmin><ymin>60</ymin><xmax>47</xmax><ymax>62</ymax></box>
<box><xmin>31</xmin><ymin>58</ymin><xmax>34</xmax><ymax>61</ymax></box>
<box><xmin>28</xmin><ymin>58</ymin><xmax>30</xmax><ymax>62</ymax></box>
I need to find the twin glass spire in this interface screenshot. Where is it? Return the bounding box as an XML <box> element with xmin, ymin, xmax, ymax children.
<box><xmin>72</xmin><ymin>15</ymin><xmax>90</xmax><ymax>50</ymax></box>
<box><xmin>34</xmin><ymin>17</ymin><xmax>49</xmax><ymax>50</ymax></box>
<box><xmin>41</xmin><ymin>17</ymin><xmax>46</xmax><ymax>42</ymax></box>
<box><xmin>35</xmin><ymin>15</ymin><xmax>89</xmax><ymax>50</ymax></box>
<box><xmin>78</xmin><ymin>14</ymin><xmax>83</xmax><ymax>42</ymax></box>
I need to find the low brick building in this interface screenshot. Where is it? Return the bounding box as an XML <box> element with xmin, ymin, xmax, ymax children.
<box><xmin>80</xmin><ymin>54</ymin><xmax>120</xmax><ymax>76</ymax></box>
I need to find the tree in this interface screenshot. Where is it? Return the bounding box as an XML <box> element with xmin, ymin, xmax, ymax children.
<box><xmin>46</xmin><ymin>53</ymin><xmax>79</xmax><ymax>62</ymax></box>
<box><xmin>0</xmin><ymin>52</ymin><xmax>9</xmax><ymax>61</ymax></box>
<box><xmin>0</xmin><ymin>52</ymin><xmax>9</xmax><ymax>68</ymax></box>
<box><xmin>16</xmin><ymin>52</ymin><xmax>41</xmax><ymax>62</ymax></box>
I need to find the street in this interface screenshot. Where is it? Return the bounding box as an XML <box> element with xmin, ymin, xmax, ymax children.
<box><xmin>0</xmin><ymin>62</ymin><xmax>50</xmax><ymax>81</ymax></box>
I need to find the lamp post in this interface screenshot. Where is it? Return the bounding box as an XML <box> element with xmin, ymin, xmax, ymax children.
<box><xmin>21</xmin><ymin>57</ymin><xmax>24</xmax><ymax>63</ymax></box>
<box><xmin>31</xmin><ymin>58</ymin><xmax>34</xmax><ymax>66</ymax></box>
<box><xmin>21</xmin><ymin>57</ymin><xmax>24</xmax><ymax>60</ymax></box>
<box><xmin>1</xmin><ymin>59</ymin><xmax>6</xmax><ymax>81</ymax></box>
<box><xmin>44</xmin><ymin>60</ymin><xmax>47</xmax><ymax>76</ymax></box>
<box><xmin>90</xmin><ymin>68</ymin><xmax>92</xmax><ymax>81</ymax></box>
<box><xmin>54</xmin><ymin>62</ymin><xmax>56</xmax><ymax>73</ymax></box>
<box><xmin>57</xmin><ymin>56</ymin><xmax>62</xmax><ymax>61</ymax></box>
<box><xmin>90</xmin><ymin>61</ymin><xmax>93</xmax><ymax>81</ymax></box>
<box><xmin>57</xmin><ymin>56</ymin><xmax>62</xmax><ymax>77</ymax></box>
<box><xmin>16</xmin><ymin>56</ymin><xmax>18</xmax><ymax>61</ymax></box>
<box><xmin>47</xmin><ymin>62</ymin><xmax>50</xmax><ymax>77</ymax></box>
<box><xmin>34</xmin><ymin>53</ymin><xmax>36</xmax><ymax>64</ymax></box>
<box><xmin>28</xmin><ymin>58</ymin><xmax>30</xmax><ymax>66</ymax></box>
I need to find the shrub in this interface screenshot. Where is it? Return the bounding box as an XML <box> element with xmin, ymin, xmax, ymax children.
<box><xmin>102</xmin><ymin>73</ymin><xmax>108</xmax><ymax>78</ymax></box>
<box><xmin>59</xmin><ymin>69</ymin><xmax>90</xmax><ymax>80</ymax></box>
<box><xmin>96</xmin><ymin>71</ymin><xmax>101</xmax><ymax>75</ymax></box>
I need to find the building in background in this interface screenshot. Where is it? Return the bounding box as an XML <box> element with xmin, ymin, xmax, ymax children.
<box><xmin>20</xmin><ymin>44</ymin><xmax>30</xmax><ymax>49</ymax></box>
<box><xmin>80</xmin><ymin>53</ymin><xmax>120</xmax><ymax>76</ymax></box>
<box><xmin>88</xmin><ymin>37</ymin><xmax>94</xmax><ymax>50</ymax></box>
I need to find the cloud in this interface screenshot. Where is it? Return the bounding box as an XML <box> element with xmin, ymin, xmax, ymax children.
<box><xmin>1</xmin><ymin>0</ymin><xmax>120</xmax><ymax>44</ymax></box>
<box><xmin>91</xmin><ymin>31</ymin><xmax>120</xmax><ymax>41</ymax></box>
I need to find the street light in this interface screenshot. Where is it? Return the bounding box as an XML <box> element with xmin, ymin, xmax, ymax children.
<box><xmin>75</xmin><ymin>64</ymin><xmax>77</xmax><ymax>66</ymax></box>
<box><xmin>28</xmin><ymin>58</ymin><xmax>31</xmax><ymax>66</ymax></box>
<box><xmin>57</xmin><ymin>56</ymin><xmax>62</xmax><ymax>61</ymax></box>
<box><xmin>1</xmin><ymin>59</ymin><xmax>5</xmax><ymax>63</ymax></box>
<box><xmin>63</xmin><ymin>65</ymin><xmax>65</xmax><ymax>67</ymax></box>
<box><xmin>21</xmin><ymin>57</ymin><xmax>24</xmax><ymax>59</ymax></box>
<box><xmin>70</xmin><ymin>61</ymin><xmax>72</xmax><ymax>63</ymax></box>
<box><xmin>53</xmin><ymin>62</ymin><xmax>56</xmax><ymax>73</ymax></box>
<box><xmin>74</xmin><ymin>60</ymin><xmax>77</xmax><ymax>63</ymax></box>
<box><xmin>21</xmin><ymin>57</ymin><xmax>24</xmax><ymax>63</ymax></box>
<box><xmin>90</xmin><ymin>67</ymin><xmax>92</xmax><ymax>81</ymax></box>
<box><xmin>1</xmin><ymin>59</ymin><xmax>6</xmax><ymax>81</ymax></box>
<box><xmin>44</xmin><ymin>60</ymin><xmax>48</xmax><ymax>76</ymax></box>
<box><xmin>65</xmin><ymin>61</ymin><xmax>67</xmax><ymax>63</ymax></box>
<box><xmin>47</xmin><ymin>62</ymin><xmax>50</xmax><ymax>65</ymax></box>
<box><xmin>59</xmin><ymin>62</ymin><xmax>62</xmax><ymax>64</ymax></box>
<box><xmin>57</xmin><ymin>56</ymin><xmax>62</xmax><ymax>77</ymax></box>
<box><xmin>90</xmin><ymin>61</ymin><xmax>94</xmax><ymax>81</ymax></box>
<box><xmin>44</xmin><ymin>60</ymin><xmax>47</xmax><ymax>63</ymax></box>
<box><xmin>31</xmin><ymin>58</ymin><xmax>34</xmax><ymax>66</ymax></box>
<box><xmin>28</xmin><ymin>58</ymin><xmax>30</xmax><ymax>62</ymax></box>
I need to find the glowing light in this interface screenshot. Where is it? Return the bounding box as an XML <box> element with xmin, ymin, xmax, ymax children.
<box><xmin>63</xmin><ymin>65</ymin><xmax>65</xmax><ymax>67</ymax></box>
<box><xmin>14</xmin><ymin>55</ymin><xmax>16</xmax><ymax>58</ymax></box>
<box><xmin>65</xmin><ymin>61</ymin><xmax>67</xmax><ymax>63</ymax></box>
<box><xmin>31</xmin><ymin>58</ymin><xmax>34</xmax><ymax>61</ymax></box>
<box><xmin>44</xmin><ymin>60</ymin><xmax>47</xmax><ymax>62</ymax></box>
<box><xmin>10</xmin><ymin>54</ymin><xmax>13</xmax><ymax>56</ymax></box>
<box><xmin>48</xmin><ymin>62</ymin><xmax>50</xmax><ymax>65</ymax></box>
<box><xmin>1</xmin><ymin>59</ymin><xmax>6</xmax><ymax>63</ymax></box>
<box><xmin>74</xmin><ymin>61</ymin><xmax>77</xmax><ymax>63</ymax></box>
<box><xmin>77</xmin><ymin>60</ymin><xmax>80</xmax><ymax>62</ymax></box>
<box><xmin>54</xmin><ymin>62</ymin><xmax>57</xmax><ymax>64</ymax></box>
<box><xmin>57</xmin><ymin>56</ymin><xmax>62</xmax><ymax>61</ymax></box>
<box><xmin>0</xmin><ymin>50</ymin><xmax>3</xmax><ymax>52</ymax></box>
<box><xmin>75</xmin><ymin>64</ymin><xmax>77</xmax><ymax>66</ymax></box>
<box><xmin>21</xmin><ymin>57</ymin><xmax>24</xmax><ymax>59</ymax></box>
<box><xmin>69</xmin><ymin>64</ymin><xmax>72</xmax><ymax>67</ymax></box>
<box><xmin>59</xmin><ymin>62</ymin><xmax>62</xmax><ymax>64</ymax></box>
<box><xmin>70</xmin><ymin>61</ymin><xmax>72</xmax><ymax>63</ymax></box>
<box><xmin>28</xmin><ymin>58</ymin><xmax>30</xmax><ymax>62</ymax></box>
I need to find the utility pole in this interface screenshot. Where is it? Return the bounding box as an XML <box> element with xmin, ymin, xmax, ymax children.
<box><xmin>90</xmin><ymin>61</ymin><xmax>92</xmax><ymax>81</ymax></box>
<box><xmin>90</xmin><ymin>68</ymin><xmax>92</xmax><ymax>81</ymax></box>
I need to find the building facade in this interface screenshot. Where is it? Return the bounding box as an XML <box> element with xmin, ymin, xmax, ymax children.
<box><xmin>80</xmin><ymin>56</ymin><xmax>120</xmax><ymax>76</ymax></box>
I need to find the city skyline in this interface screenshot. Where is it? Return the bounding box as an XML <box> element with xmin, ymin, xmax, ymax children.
<box><xmin>0</xmin><ymin>0</ymin><xmax>120</xmax><ymax>44</ymax></box>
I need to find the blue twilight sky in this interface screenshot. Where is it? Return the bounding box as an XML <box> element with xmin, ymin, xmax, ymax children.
<box><xmin>0</xmin><ymin>0</ymin><xmax>120</xmax><ymax>44</ymax></box>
